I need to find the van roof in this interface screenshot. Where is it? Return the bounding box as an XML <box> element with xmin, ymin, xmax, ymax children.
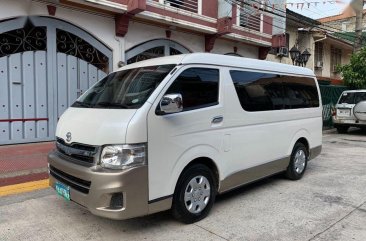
<box><xmin>118</xmin><ymin>53</ymin><xmax>315</xmax><ymax>77</ymax></box>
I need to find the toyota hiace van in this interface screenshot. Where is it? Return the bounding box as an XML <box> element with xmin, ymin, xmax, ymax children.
<box><xmin>48</xmin><ymin>53</ymin><xmax>322</xmax><ymax>223</ymax></box>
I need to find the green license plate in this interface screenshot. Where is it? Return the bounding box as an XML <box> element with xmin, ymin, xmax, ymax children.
<box><xmin>55</xmin><ymin>182</ymin><xmax>70</xmax><ymax>201</ymax></box>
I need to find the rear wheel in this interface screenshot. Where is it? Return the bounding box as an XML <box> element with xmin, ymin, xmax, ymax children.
<box><xmin>172</xmin><ymin>164</ymin><xmax>216</xmax><ymax>224</ymax></box>
<box><xmin>285</xmin><ymin>142</ymin><xmax>308</xmax><ymax>180</ymax></box>
<box><xmin>336</xmin><ymin>126</ymin><xmax>349</xmax><ymax>134</ymax></box>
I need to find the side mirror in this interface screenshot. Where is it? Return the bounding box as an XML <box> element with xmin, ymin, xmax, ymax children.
<box><xmin>160</xmin><ymin>93</ymin><xmax>183</xmax><ymax>114</ymax></box>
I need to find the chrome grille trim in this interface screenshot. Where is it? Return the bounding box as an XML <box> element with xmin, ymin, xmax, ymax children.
<box><xmin>56</xmin><ymin>138</ymin><xmax>98</xmax><ymax>166</ymax></box>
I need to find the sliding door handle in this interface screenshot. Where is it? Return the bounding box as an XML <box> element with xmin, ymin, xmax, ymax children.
<box><xmin>212</xmin><ymin>116</ymin><xmax>223</xmax><ymax>124</ymax></box>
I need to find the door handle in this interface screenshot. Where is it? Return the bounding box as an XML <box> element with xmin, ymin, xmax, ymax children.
<box><xmin>212</xmin><ymin>116</ymin><xmax>223</xmax><ymax>124</ymax></box>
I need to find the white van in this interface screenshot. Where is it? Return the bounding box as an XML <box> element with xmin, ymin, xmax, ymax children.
<box><xmin>48</xmin><ymin>53</ymin><xmax>322</xmax><ymax>223</ymax></box>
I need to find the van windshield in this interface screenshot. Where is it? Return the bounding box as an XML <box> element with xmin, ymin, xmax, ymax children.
<box><xmin>72</xmin><ymin>64</ymin><xmax>176</xmax><ymax>109</ymax></box>
<box><xmin>338</xmin><ymin>92</ymin><xmax>366</xmax><ymax>104</ymax></box>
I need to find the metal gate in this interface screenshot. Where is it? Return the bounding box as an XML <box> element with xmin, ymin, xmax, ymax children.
<box><xmin>319</xmin><ymin>84</ymin><xmax>348</xmax><ymax>128</ymax></box>
<box><xmin>0</xmin><ymin>17</ymin><xmax>112</xmax><ymax>145</ymax></box>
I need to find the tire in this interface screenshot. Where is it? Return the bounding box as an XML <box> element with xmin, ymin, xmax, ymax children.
<box><xmin>285</xmin><ymin>142</ymin><xmax>308</xmax><ymax>180</ymax></box>
<box><xmin>336</xmin><ymin>126</ymin><xmax>349</xmax><ymax>134</ymax></box>
<box><xmin>172</xmin><ymin>164</ymin><xmax>217</xmax><ymax>224</ymax></box>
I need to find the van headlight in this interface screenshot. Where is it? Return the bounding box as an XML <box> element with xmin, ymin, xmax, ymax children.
<box><xmin>100</xmin><ymin>144</ymin><xmax>147</xmax><ymax>170</ymax></box>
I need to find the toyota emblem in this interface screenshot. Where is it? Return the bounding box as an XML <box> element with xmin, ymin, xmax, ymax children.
<box><xmin>66</xmin><ymin>132</ymin><xmax>72</xmax><ymax>142</ymax></box>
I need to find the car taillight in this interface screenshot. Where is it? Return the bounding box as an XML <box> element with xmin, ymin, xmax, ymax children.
<box><xmin>332</xmin><ymin>109</ymin><xmax>336</xmax><ymax>116</ymax></box>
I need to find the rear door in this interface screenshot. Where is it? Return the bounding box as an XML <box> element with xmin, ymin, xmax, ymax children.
<box><xmin>337</xmin><ymin>92</ymin><xmax>357</xmax><ymax>119</ymax></box>
<box><xmin>221</xmin><ymin>70</ymin><xmax>288</xmax><ymax>182</ymax></box>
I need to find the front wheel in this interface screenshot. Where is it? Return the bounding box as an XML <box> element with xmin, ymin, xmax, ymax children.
<box><xmin>172</xmin><ymin>164</ymin><xmax>216</xmax><ymax>224</ymax></box>
<box><xmin>285</xmin><ymin>142</ymin><xmax>308</xmax><ymax>180</ymax></box>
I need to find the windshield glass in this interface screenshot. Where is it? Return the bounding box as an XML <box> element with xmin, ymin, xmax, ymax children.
<box><xmin>338</xmin><ymin>92</ymin><xmax>366</xmax><ymax>104</ymax></box>
<box><xmin>72</xmin><ymin>64</ymin><xmax>175</xmax><ymax>109</ymax></box>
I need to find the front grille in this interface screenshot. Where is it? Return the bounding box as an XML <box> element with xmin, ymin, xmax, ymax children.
<box><xmin>49</xmin><ymin>165</ymin><xmax>91</xmax><ymax>194</ymax></box>
<box><xmin>56</xmin><ymin>138</ymin><xmax>97</xmax><ymax>165</ymax></box>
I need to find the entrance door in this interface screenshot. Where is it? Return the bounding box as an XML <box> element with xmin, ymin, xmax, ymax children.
<box><xmin>0</xmin><ymin>17</ymin><xmax>112</xmax><ymax>145</ymax></box>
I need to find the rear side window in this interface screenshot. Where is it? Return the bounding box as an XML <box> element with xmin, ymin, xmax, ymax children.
<box><xmin>165</xmin><ymin>68</ymin><xmax>219</xmax><ymax>111</ymax></box>
<box><xmin>229</xmin><ymin>70</ymin><xmax>319</xmax><ymax>112</ymax></box>
<box><xmin>355</xmin><ymin>92</ymin><xmax>366</xmax><ymax>103</ymax></box>
<box><xmin>282</xmin><ymin>76</ymin><xmax>319</xmax><ymax>109</ymax></box>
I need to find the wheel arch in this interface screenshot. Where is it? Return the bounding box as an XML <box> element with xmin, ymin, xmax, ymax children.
<box><xmin>296</xmin><ymin>137</ymin><xmax>310</xmax><ymax>154</ymax></box>
<box><xmin>168</xmin><ymin>145</ymin><xmax>223</xmax><ymax>198</ymax></box>
<box><xmin>288</xmin><ymin>129</ymin><xmax>311</xmax><ymax>156</ymax></box>
<box><xmin>176</xmin><ymin>157</ymin><xmax>220</xmax><ymax>191</ymax></box>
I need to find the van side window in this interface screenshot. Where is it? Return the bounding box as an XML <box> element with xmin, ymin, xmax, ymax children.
<box><xmin>282</xmin><ymin>76</ymin><xmax>319</xmax><ymax>109</ymax></box>
<box><xmin>165</xmin><ymin>68</ymin><xmax>219</xmax><ymax>111</ymax></box>
<box><xmin>229</xmin><ymin>71</ymin><xmax>284</xmax><ymax>111</ymax></box>
<box><xmin>229</xmin><ymin>70</ymin><xmax>319</xmax><ymax>111</ymax></box>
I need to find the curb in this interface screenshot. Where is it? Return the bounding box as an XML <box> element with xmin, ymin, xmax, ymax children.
<box><xmin>0</xmin><ymin>172</ymin><xmax>49</xmax><ymax>187</ymax></box>
<box><xmin>0</xmin><ymin>179</ymin><xmax>50</xmax><ymax>197</ymax></box>
<box><xmin>0</xmin><ymin>167</ymin><xmax>48</xmax><ymax>179</ymax></box>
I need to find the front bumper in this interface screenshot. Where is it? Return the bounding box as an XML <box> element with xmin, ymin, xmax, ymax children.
<box><xmin>48</xmin><ymin>151</ymin><xmax>149</xmax><ymax>220</ymax></box>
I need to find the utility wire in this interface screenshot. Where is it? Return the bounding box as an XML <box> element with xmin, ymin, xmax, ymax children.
<box><xmin>237</xmin><ymin>4</ymin><xmax>361</xmax><ymax>43</ymax></box>
<box><xmin>287</xmin><ymin>0</ymin><xmax>364</xmax><ymax>42</ymax></box>
<box><xmin>225</xmin><ymin>0</ymin><xmax>366</xmax><ymax>42</ymax></box>
<box><xmin>237</xmin><ymin>6</ymin><xmax>287</xmax><ymax>30</ymax></box>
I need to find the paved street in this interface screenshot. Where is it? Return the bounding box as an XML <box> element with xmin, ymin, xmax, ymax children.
<box><xmin>0</xmin><ymin>129</ymin><xmax>365</xmax><ymax>241</ymax></box>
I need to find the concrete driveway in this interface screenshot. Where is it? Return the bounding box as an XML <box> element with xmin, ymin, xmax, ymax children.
<box><xmin>1</xmin><ymin>129</ymin><xmax>365</xmax><ymax>241</ymax></box>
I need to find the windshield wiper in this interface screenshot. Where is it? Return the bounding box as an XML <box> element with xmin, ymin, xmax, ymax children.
<box><xmin>94</xmin><ymin>102</ymin><xmax>130</xmax><ymax>109</ymax></box>
<box><xmin>72</xmin><ymin>101</ymin><xmax>91</xmax><ymax>108</ymax></box>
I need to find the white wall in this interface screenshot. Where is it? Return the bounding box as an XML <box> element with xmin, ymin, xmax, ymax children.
<box><xmin>213</xmin><ymin>38</ymin><xmax>258</xmax><ymax>58</ymax></box>
<box><xmin>125</xmin><ymin>21</ymin><xmax>204</xmax><ymax>52</ymax></box>
<box><xmin>126</xmin><ymin>21</ymin><xmax>258</xmax><ymax>59</ymax></box>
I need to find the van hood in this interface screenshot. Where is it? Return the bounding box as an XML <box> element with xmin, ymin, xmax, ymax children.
<box><xmin>56</xmin><ymin>107</ymin><xmax>137</xmax><ymax>146</ymax></box>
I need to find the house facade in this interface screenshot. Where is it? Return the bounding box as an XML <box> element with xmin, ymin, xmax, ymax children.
<box><xmin>312</xmin><ymin>32</ymin><xmax>353</xmax><ymax>85</ymax></box>
<box><xmin>0</xmin><ymin>0</ymin><xmax>285</xmax><ymax>145</ymax></box>
<box><xmin>267</xmin><ymin>9</ymin><xmax>353</xmax><ymax>85</ymax></box>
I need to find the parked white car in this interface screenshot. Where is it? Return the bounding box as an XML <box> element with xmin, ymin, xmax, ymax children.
<box><xmin>333</xmin><ymin>90</ymin><xmax>366</xmax><ymax>133</ymax></box>
<box><xmin>48</xmin><ymin>53</ymin><xmax>322</xmax><ymax>223</ymax></box>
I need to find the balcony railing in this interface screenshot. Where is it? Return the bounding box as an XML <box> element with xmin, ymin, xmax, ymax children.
<box><xmin>158</xmin><ymin>0</ymin><xmax>202</xmax><ymax>14</ymax></box>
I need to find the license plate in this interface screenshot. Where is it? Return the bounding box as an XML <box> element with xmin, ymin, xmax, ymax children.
<box><xmin>343</xmin><ymin>120</ymin><xmax>355</xmax><ymax>124</ymax></box>
<box><xmin>55</xmin><ymin>182</ymin><xmax>70</xmax><ymax>201</ymax></box>
<box><xmin>338</xmin><ymin>109</ymin><xmax>350</xmax><ymax>116</ymax></box>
